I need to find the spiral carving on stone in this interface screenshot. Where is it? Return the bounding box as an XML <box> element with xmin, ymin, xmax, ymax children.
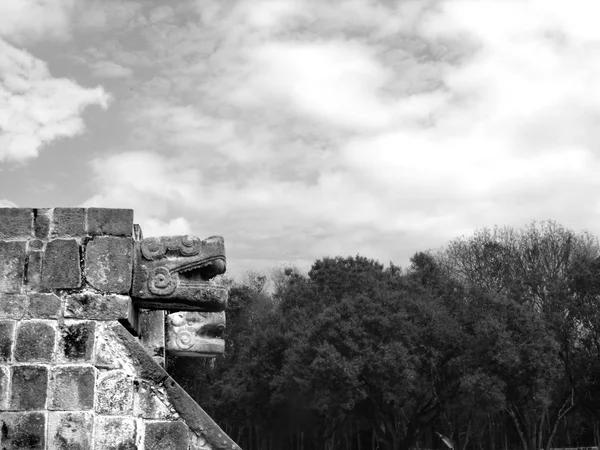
<box><xmin>141</xmin><ymin>237</ymin><xmax>166</xmax><ymax>260</ymax></box>
<box><xmin>148</xmin><ymin>267</ymin><xmax>177</xmax><ymax>295</ymax></box>
<box><xmin>175</xmin><ymin>330</ymin><xmax>194</xmax><ymax>349</ymax></box>
<box><xmin>179</xmin><ymin>235</ymin><xmax>201</xmax><ymax>256</ymax></box>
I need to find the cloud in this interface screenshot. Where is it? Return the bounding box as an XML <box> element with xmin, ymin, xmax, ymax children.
<box><xmin>76</xmin><ymin>0</ymin><xmax>600</xmax><ymax>278</ymax></box>
<box><xmin>0</xmin><ymin>40</ymin><xmax>111</xmax><ymax>163</ymax></box>
<box><xmin>89</xmin><ymin>61</ymin><xmax>133</xmax><ymax>78</ymax></box>
<box><xmin>0</xmin><ymin>199</ymin><xmax>18</xmax><ymax>207</ymax></box>
<box><xmin>0</xmin><ymin>0</ymin><xmax>75</xmax><ymax>45</ymax></box>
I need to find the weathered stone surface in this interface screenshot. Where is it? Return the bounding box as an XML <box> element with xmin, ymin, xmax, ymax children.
<box><xmin>85</xmin><ymin>236</ymin><xmax>132</xmax><ymax>293</ymax></box>
<box><xmin>41</xmin><ymin>239</ymin><xmax>81</xmax><ymax>289</ymax></box>
<box><xmin>0</xmin><ymin>294</ymin><xmax>26</xmax><ymax>319</ymax></box>
<box><xmin>57</xmin><ymin>321</ymin><xmax>95</xmax><ymax>362</ymax></box>
<box><xmin>27</xmin><ymin>293</ymin><xmax>61</xmax><ymax>318</ymax></box>
<box><xmin>0</xmin><ymin>412</ymin><xmax>45</xmax><ymax>449</ymax></box>
<box><xmin>25</xmin><ymin>251</ymin><xmax>42</xmax><ymax>291</ymax></box>
<box><xmin>140</xmin><ymin>309</ymin><xmax>165</xmax><ymax>367</ymax></box>
<box><xmin>166</xmin><ymin>311</ymin><xmax>225</xmax><ymax>357</ymax></box>
<box><xmin>95</xmin><ymin>370</ymin><xmax>133</xmax><ymax>414</ymax></box>
<box><xmin>0</xmin><ymin>241</ymin><xmax>26</xmax><ymax>293</ymax></box>
<box><xmin>14</xmin><ymin>320</ymin><xmax>55</xmax><ymax>362</ymax></box>
<box><xmin>0</xmin><ymin>365</ymin><xmax>8</xmax><ymax>409</ymax></box>
<box><xmin>64</xmin><ymin>292</ymin><xmax>132</xmax><ymax>320</ymax></box>
<box><xmin>28</xmin><ymin>239</ymin><xmax>44</xmax><ymax>251</ymax></box>
<box><xmin>47</xmin><ymin>411</ymin><xmax>93</xmax><ymax>450</ymax></box>
<box><xmin>0</xmin><ymin>320</ymin><xmax>15</xmax><ymax>362</ymax></box>
<box><xmin>34</xmin><ymin>208</ymin><xmax>51</xmax><ymax>239</ymax></box>
<box><xmin>94</xmin><ymin>416</ymin><xmax>137</xmax><ymax>449</ymax></box>
<box><xmin>0</xmin><ymin>208</ymin><xmax>33</xmax><ymax>239</ymax></box>
<box><xmin>88</xmin><ymin>208</ymin><xmax>133</xmax><ymax>237</ymax></box>
<box><xmin>144</xmin><ymin>421</ymin><xmax>189</xmax><ymax>450</ymax></box>
<box><xmin>10</xmin><ymin>365</ymin><xmax>48</xmax><ymax>410</ymax></box>
<box><xmin>49</xmin><ymin>366</ymin><xmax>95</xmax><ymax>410</ymax></box>
<box><xmin>134</xmin><ymin>382</ymin><xmax>176</xmax><ymax>419</ymax></box>
<box><xmin>132</xmin><ymin>235</ymin><xmax>227</xmax><ymax>311</ymax></box>
<box><xmin>52</xmin><ymin>207</ymin><xmax>86</xmax><ymax>237</ymax></box>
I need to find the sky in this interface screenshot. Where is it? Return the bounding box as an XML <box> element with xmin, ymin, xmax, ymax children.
<box><xmin>1</xmin><ymin>0</ymin><xmax>600</xmax><ymax>279</ymax></box>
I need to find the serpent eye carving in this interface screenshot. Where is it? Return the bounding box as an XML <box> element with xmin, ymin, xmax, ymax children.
<box><xmin>180</xmin><ymin>235</ymin><xmax>201</xmax><ymax>256</ymax></box>
<box><xmin>175</xmin><ymin>330</ymin><xmax>194</xmax><ymax>349</ymax></box>
<box><xmin>148</xmin><ymin>267</ymin><xmax>177</xmax><ymax>295</ymax></box>
<box><xmin>141</xmin><ymin>237</ymin><xmax>167</xmax><ymax>260</ymax></box>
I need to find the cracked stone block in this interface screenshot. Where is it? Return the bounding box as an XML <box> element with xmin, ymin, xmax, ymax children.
<box><xmin>85</xmin><ymin>236</ymin><xmax>133</xmax><ymax>293</ymax></box>
<box><xmin>144</xmin><ymin>421</ymin><xmax>189</xmax><ymax>450</ymax></box>
<box><xmin>64</xmin><ymin>292</ymin><xmax>132</xmax><ymax>320</ymax></box>
<box><xmin>0</xmin><ymin>208</ymin><xmax>33</xmax><ymax>239</ymax></box>
<box><xmin>94</xmin><ymin>416</ymin><xmax>136</xmax><ymax>449</ymax></box>
<box><xmin>52</xmin><ymin>208</ymin><xmax>86</xmax><ymax>237</ymax></box>
<box><xmin>0</xmin><ymin>412</ymin><xmax>45</xmax><ymax>449</ymax></box>
<box><xmin>34</xmin><ymin>208</ymin><xmax>51</xmax><ymax>239</ymax></box>
<box><xmin>0</xmin><ymin>294</ymin><xmax>27</xmax><ymax>319</ymax></box>
<box><xmin>27</xmin><ymin>293</ymin><xmax>61</xmax><ymax>319</ymax></box>
<box><xmin>57</xmin><ymin>321</ymin><xmax>95</xmax><ymax>362</ymax></box>
<box><xmin>41</xmin><ymin>239</ymin><xmax>81</xmax><ymax>289</ymax></box>
<box><xmin>49</xmin><ymin>366</ymin><xmax>95</xmax><ymax>411</ymax></box>
<box><xmin>10</xmin><ymin>365</ymin><xmax>48</xmax><ymax>410</ymax></box>
<box><xmin>0</xmin><ymin>241</ymin><xmax>26</xmax><ymax>293</ymax></box>
<box><xmin>95</xmin><ymin>370</ymin><xmax>133</xmax><ymax>415</ymax></box>
<box><xmin>47</xmin><ymin>411</ymin><xmax>93</xmax><ymax>450</ymax></box>
<box><xmin>0</xmin><ymin>320</ymin><xmax>15</xmax><ymax>362</ymax></box>
<box><xmin>14</xmin><ymin>321</ymin><xmax>55</xmax><ymax>362</ymax></box>
<box><xmin>87</xmin><ymin>208</ymin><xmax>133</xmax><ymax>237</ymax></box>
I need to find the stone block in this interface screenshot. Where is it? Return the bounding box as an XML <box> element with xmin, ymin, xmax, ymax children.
<box><xmin>0</xmin><ymin>412</ymin><xmax>45</xmax><ymax>449</ymax></box>
<box><xmin>25</xmin><ymin>251</ymin><xmax>42</xmax><ymax>292</ymax></box>
<box><xmin>41</xmin><ymin>239</ymin><xmax>82</xmax><ymax>289</ymax></box>
<box><xmin>134</xmin><ymin>382</ymin><xmax>176</xmax><ymax>419</ymax></box>
<box><xmin>0</xmin><ymin>320</ymin><xmax>15</xmax><ymax>362</ymax></box>
<box><xmin>94</xmin><ymin>416</ymin><xmax>137</xmax><ymax>449</ymax></box>
<box><xmin>85</xmin><ymin>236</ymin><xmax>133</xmax><ymax>293</ymax></box>
<box><xmin>94</xmin><ymin>331</ymin><xmax>123</xmax><ymax>370</ymax></box>
<box><xmin>14</xmin><ymin>320</ymin><xmax>55</xmax><ymax>362</ymax></box>
<box><xmin>95</xmin><ymin>370</ymin><xmax>133</xmax><ymax>415</ymax></box>
<box><xmin>144</xmin><ymin>421</ymin><xmax>189</xmax><ymax>450</ymax></box>
<box><xmin>140</xmin><ymin>309</ymin><xmax>165</xmax><ymax>367</ymax></box>
<box><xmin>28</xmin><ymin>239</ymin><xmax>44</xmax><ymax>251</ymax></box>
<box><xmin>52</xmin><ymin>207</ymin><xmax>86</xmax><ymax>237</ymax></box>
<box><xmin>0</xmin><ymin>241</ymin><xmax>26</xmax><ymax>293</ymax></box>
<box><xmin>48</xmin><ymin>365</ymin><xmax>95</xmax><ymax>410</ymax></box>
<box><xmin>34</xmin><ymin>208</ymin><xmax>51</xmax><ymax>239</ymax></box>
<box><xmin>87</xmin><ymin>208</ymin><xmax>133</xmax><ymax>237</ymax></box>
<box><xmin>64</xmin><ymin>292</ymin><xmax>132</xmax><ymax>320</ymax></box>
<box><xmin>10</xmin><ymin>365</ymin><xmax>48</xmax><ymax>410</ymax></box>
<box><xmin>57</xmin><ymin>321</ymin><xmax>95</xmax><ymax>362</ymax></box>
<box><xmin>27</xmin><ymin>293</ymin><xmax>61</xmax><ymax>318</ymax></box>
<box><xmin>47</xmin><ymin>411</ymin><xmax>93</xmax><ymax>450</ymax></box>
<box><xmin>0</xmin><ymin>208</ymin><xmax>33</xmax><ymax>239</ymax></box>
<box><xmin>0</xmin><ymin>365</ymin><xmax>8</xmax><ymax>409</ymax></box>
<box><xmin>0</xmin><ymin>294</ymin><xmax>27</xmax><ymax>319</ymax></box>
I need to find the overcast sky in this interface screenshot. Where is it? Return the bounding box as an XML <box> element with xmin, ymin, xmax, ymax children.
<box><xmin>1</xmin><ymin>0</ymin><xmax>600</xmax><ymax>278</ymax></box>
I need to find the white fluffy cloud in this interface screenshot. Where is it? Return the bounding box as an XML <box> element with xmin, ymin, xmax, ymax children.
<box><xmin>0</xmin><ymin>0</ymin><xmax>75</xmax><ymax>45</ymax></box>
<box><xmin>0</xmin><ymin>40</ymin><xmax>111</xmax><ymax>163</ymax></box>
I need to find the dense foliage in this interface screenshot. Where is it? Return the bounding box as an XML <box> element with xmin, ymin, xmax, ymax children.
<box><xmin>169</xmin><ymin>221</ymin><xmax>600</xmax><ymax>450</ymax></box>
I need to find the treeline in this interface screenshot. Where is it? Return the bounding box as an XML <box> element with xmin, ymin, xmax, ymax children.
<box><xmin>169</xmin><ymin>221</ymin><xmax>600</xmax><ymax>450</ymax></box>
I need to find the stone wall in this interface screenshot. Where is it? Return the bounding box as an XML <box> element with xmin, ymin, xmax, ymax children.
<box><xmin>0</xmin><ymin>208</ymin><xmax>239</xmax><ymax>450</ymax></box>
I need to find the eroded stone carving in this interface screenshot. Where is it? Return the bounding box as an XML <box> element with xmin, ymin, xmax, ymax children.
<box><xmin>166</xmin><ymin>311</ymin><xmax>226</xmax><ymax>357</ymax></box>
<box><xmin>132</xmin><ymin>235</ymin><xmax>227</xmax><ymax>311</ymax></box>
